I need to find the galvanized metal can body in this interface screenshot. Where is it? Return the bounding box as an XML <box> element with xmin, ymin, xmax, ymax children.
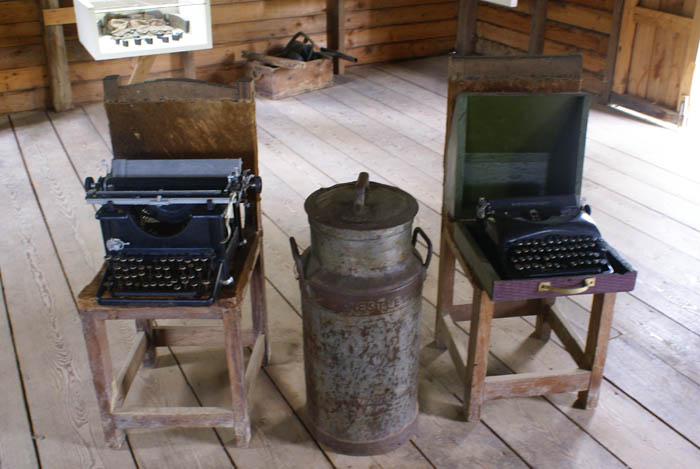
<box><xmin>291</xmin><ymin>173</ymin><xmax>431</xmax><ymax>455</ymax></box>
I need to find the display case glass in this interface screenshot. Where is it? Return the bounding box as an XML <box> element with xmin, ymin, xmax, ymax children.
<box><xmin>74</xmin><ymin>0</ymin><xmax>212</xmax><ymax>61</ymax></box>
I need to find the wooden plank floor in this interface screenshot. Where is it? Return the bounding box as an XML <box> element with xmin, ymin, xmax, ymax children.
<box><xmin>1</xmin><ymin>56</ymin><xmax>699</xmax><ymax>468</ymax></box>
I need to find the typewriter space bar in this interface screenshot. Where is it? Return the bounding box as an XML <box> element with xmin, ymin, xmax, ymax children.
<box><xmin>113</xmin><ymin>290</ymin><xmax>198</xmax><ymax>298</ymax></box>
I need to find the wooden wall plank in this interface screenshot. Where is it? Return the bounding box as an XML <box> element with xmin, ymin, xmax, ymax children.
<box><xmin>626</xmin><ymin>20</ymin><xmax>656</xmax><ymax>96</ymax></box>
<box><xmin>0</xmin><ymin>1</ymin><xmax>39</xmax><ymax>25</ymax></box>
<box><xmin>0</xmin><ymin>22</ymin><xmax>42</xmax><ymax>47</ymax></box>
<box><xmin>345</xmin><ymin>2</ymin><xmax>457</xmax><ymax>29</ymax></box>
<box><xmin>212</xmin><ymin>15</ymin><xmax>327</xmax><ymax>45</ymax></box>
<box><xmin>211</xmin><ymin>0</ymin><xmax>327</xmax><ymax>24</ymax></box>
<box><xmin>478</xmin><ymin>4</ymin><xmax>609</xmax><ymax>54</ymax></box>
<box><xmin>346</xmin><ymin>19</ymin><xmax>456</xmax><ymax>47</ymax></box>
<box><xmin>348</xmin><ymin>36</ymin><xmax>453</xmax><ymax>64</ymax></box>
<box><xmin>516</xmin><ymin>0</ymin><xmax>614</xmax><ymax>33</ymax></box>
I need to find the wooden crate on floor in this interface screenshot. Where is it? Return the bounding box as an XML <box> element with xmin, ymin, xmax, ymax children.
<box><xmin>246</xmin><ymin>57</ymin><xmax>333</xmax><ymax>99</ymax></box>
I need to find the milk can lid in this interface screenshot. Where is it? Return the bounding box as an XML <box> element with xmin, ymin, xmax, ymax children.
<box><xmin>304</xmin><ymin>173</ymin><xmax>418</xmax><ymax>231</ymax></box>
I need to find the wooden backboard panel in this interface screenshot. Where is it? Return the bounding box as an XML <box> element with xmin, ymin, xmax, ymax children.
<box><xmin>103</xmin><ymin>76</ymin><xmax>258</xmax><ymax>173</ymax></box>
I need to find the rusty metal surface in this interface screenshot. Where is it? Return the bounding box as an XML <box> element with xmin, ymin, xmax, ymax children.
<box><xmin>302</xmin><ymin>285</ymin><xmax>421</xmax><ymax>451</ymax></box>
<box><xmin>292</xmin><ymin>174</ymin><xmax>430</xmax><ymax>455</ymax></box>
<box><xmin>304</xmin><ymin>180</ymin><xmax>418</xmax><ymax>231</ymax></box>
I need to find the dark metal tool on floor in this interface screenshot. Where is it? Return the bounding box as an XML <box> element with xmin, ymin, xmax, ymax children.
<box><xmin>290</xmin><ymin>172</ymin><xmax>431</xmax><ymax>455</ymax></box>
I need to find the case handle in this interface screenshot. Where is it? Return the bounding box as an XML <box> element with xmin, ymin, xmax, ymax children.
<box><xmin>353</xmin><ymin>172</ymin><xmax>370</xmax><ymax>213</ymax></box>
<box><xmin>538</xmin><ymin>277</ymin><xmax>595</xmax><ymax>295</ymax></box>
<box><xmin>412</xmin><ymin>227</ymin><xmax>432</xmax><ymax>270</ymax></box>
<box><xmin>289</xmin><ymin>237</ymin><xmax>305</xmax><ymax>284</ymax></box>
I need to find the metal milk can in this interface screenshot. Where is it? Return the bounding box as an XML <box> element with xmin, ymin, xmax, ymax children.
<box><xmin>290</xmin><ymin>172</ymin><xmax>431</xmax><ymax>455</ymax></box>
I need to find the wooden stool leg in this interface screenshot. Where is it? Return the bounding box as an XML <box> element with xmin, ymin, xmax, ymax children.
<box><xmin>135</xmin><ymin>319</ymin><xmax>156</xmax><ymax>368</ymax></box>
<box><xmin>250</xmin><ymin>248</ymin><xmax>270</xmax><ymax>366</ymax></box>
<box><xmin>81</xmin><ymin>315</ymin><xmax>125</xmax><ymax>448</ymax></box>
<box><xmin>464</xmin><ymin>288</ymin><xmax>495</xmax><ymax>421</ymax></box>
<box><xmin>533</xmin><ymin>298</ymin><xmax>553</xmax><ymax>341</ymax></box>
<box><xmin>223</xmin><ymin>307</ymin><xmax>251</xmax><ymax>446</ymax></box>
<box><xmin>436</xmin><ymin>222</ymin><xmax>456</xmax><ymax>349</ymax></box>
<box><xmin>574</xmin><ymin>292</ymin><xmax>616</xmax><ymax>409</ymax></box>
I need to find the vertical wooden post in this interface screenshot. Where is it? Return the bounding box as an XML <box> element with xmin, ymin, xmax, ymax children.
<box><xmin>81</xmin><ymin>315</ymin><xmax>124</xmax><ymax>448</ymax></box>
<box><xmin>222</xmin><ymin>307</ymin><xmax>251</xmax><ymax>446</ymax></box>
<box><xmin>250</xmin><ymin>251</ymin><xmax>270</xmax><ymax>365</ymax></box>
<box><xmin>435</xmin><ymin>220</ymin><xmax>456</xmax><ymax>349</ymax></box>
<box><xmin>455</xmin><ymin>0</ymin><xmax>478</xmax><ymax>55</ymax></box>
<box><xmin>575</xmin><ymin>292</ymin><xmax>616</xmax><ymax>409</ymax></box>
<box><xmin>182</xmin><ymin>52</ymin><xmax>197</xmax><ymax>79</ymax></box>
<box><xmin>464</xmin><ymin>288</ymin><xmax>494</xmax><ymax>421</ymax></box>
<box><xmin>601</xmin><ymin>0</ymin><xmax>625</xmax><ymax>103</ymax></box>
<box><xmin>40</xmin><ymin>0</ymin><xmax>72</xmax><ymax>111</ymax></box>
<box><xmin>128</xmin><ymin>55</ymin><xmax>158</xmax><ymax>84</ymax></box>
<box><xmin>533</xmin><ymin>298</ymin><xmax>553</xmax><ymax>341</ymax></box>
<box><xmin>329</xmin><ymin>0</ymin><xmax>346</xmax><ymax>74</ymax></box>
<box><xmin>135</xmin><ymin>319</ymin><xmax>156</xmax><ymax>367</ymax></box>
<box><xmin>528</xmin><ymin>0</ymin><xmax>548</xmax><ymax>55</ymax></box>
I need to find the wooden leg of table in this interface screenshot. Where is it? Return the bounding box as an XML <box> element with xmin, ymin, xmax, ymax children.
<box><xmin>250</xmin><ymin>248</ymin><xmax>270</xmax><ymax>366</ymax></box>
<box><xmin>81</xmin><ymin>315</ymin><xmax>124</xmax><ymax>448</ymax></box>
<box><xmin>574</xmin><ymin>292</ymin><xmax>616</xmax><ymax>409</ymax></box>
<box><xmin>223</xmin><ymin>307</ymin><xmax>251</xmax><ymax>446</ymax></box>
<box><xmin>436</xmin><ymin>223</ymin><xmax>456</xmax><ymax>349</ymax></box>
<box><xmin>533</xmin><ymin>299</ymin><xmax>553</xmax><ymax>341</ymax></box>
<box><xmin>135</xmin><ymin>319</ymin><xmax>156</xmax><ymax>368</ymax></box>
<box><xmin>464</xmin><ymin>288</ymin><xmax>494</xmax><ymax>421</ymax></box>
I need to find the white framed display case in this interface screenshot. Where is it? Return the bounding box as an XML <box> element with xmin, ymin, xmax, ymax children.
<box><xmin>74</xmin><ymin>0</ymin><xmax>212</xmax><ymax>61</ymax></box>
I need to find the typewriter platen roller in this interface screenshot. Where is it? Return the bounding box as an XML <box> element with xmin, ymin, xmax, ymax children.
<box><xmin>85</xmin><ymin>158</ymin><xmax>261</xmax><ymax>306</ymax></box>
<box><xmin>476</xmin><ymin>195</ymin><xmax>613</xmax><ymax>280</ymax></box>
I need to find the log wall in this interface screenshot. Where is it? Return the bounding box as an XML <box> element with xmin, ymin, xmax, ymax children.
<box><xmin>0</xmin><ymin>0</ymin><xmax>616</xmax><ymax>113</ymax></box>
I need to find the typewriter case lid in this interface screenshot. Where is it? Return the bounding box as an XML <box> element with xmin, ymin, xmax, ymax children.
<box><xmin>443</xmin><ymin>92</ymin><xmax>590</xmax><ymax>221</ymax></box>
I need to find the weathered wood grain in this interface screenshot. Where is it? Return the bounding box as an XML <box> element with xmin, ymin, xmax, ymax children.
<box><xmin>1</xmin><ymin>113</ymin><xmax>135</xmax><ymax>467</ymax></box>
<box><xmin>0</xmin><ymin>132</ymin><xmax>39</xmax><ymax>467</ymax></box>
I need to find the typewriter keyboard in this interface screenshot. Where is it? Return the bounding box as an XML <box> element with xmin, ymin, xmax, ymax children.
<box><xmin>506</xmin><ymin>234</ymin><xmax>612</xmax><ymax>278</ymax></box>
<box><xmin>99</xmin><ymin>251</ymin><xmax>223</xmax><ymax>305</ymax></box>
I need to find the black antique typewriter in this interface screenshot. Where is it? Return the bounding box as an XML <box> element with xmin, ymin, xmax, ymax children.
<box><xmin>85</xmin><ymin>158</ymin><xmax>261</xmax><ymax>306</ymax></box>
<box><xmin>476</xmin><ymin>195</ymin><xmax>613</xmax><ymax>279</ymax></box>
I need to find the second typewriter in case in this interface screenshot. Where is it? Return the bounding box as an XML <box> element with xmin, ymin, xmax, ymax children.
<box><xmin>85</xmin><ymin>158</ymin><xmax>261</xmax><ymax>306</ymax></box>
<box><xmin>443</xmin><ymin>92</ymin><xmax>636</xmax><ymax>300</ymax></box>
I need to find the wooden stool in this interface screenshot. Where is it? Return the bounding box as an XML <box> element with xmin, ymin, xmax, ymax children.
<box><xmin>77</xmin><ymin>76</ymin><xmax>268</xmax><ymax>447</ymax></box>
<box><xmin>435</xmin><ymin>217</ymin><xmax>631</xmax><ymax>421</ymax></box>
<box><xmin>77</xmin><ymin>229</ymin><xmax>268</xmax><ymax>447</ymax></box>
<box><xmin>436</xmin><ymin>55</ymin><xmax>636</xmax><ymax>421</ymax></box>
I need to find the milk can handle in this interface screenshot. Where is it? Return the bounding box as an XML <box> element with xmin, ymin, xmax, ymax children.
<box><xmin>354</xmin><ymin>172</ymin><xmax>370</xmax><ymax>213</ymax></box>
<box><xmin>289</xmin><ymin>237</ymin><xmax>305</xmax><ymax>284</ymax></box>
<box><xmin>412</xmin><ymin>227</ymin><xmax>432</xmax><ymax>270</ymax></box>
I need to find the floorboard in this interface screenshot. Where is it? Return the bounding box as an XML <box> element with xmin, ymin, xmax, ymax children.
<box><xmin>1</xmin><ymin>113</ymin><xmax>136</xmax><ymax>469</ymax></box>
<box><xmin>0</xmin><ymin>119</ymin><xmax>39</xmax><ymax>469</ymax></box>
<box><xmin>3</xmin><ymin>56</ymin><xmax>700</xmax><ymax>467</ymax></box>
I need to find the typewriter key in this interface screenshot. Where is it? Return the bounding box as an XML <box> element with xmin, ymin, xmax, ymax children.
<box><xmin>168</xmin><ymin>256</ymin><xmax>175</xmax><ymax>262</ymax></box>
<box><xmin>174</xmin><ymin>285</ymin><xmax>182</xmax><ymax>291</ymax></box>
